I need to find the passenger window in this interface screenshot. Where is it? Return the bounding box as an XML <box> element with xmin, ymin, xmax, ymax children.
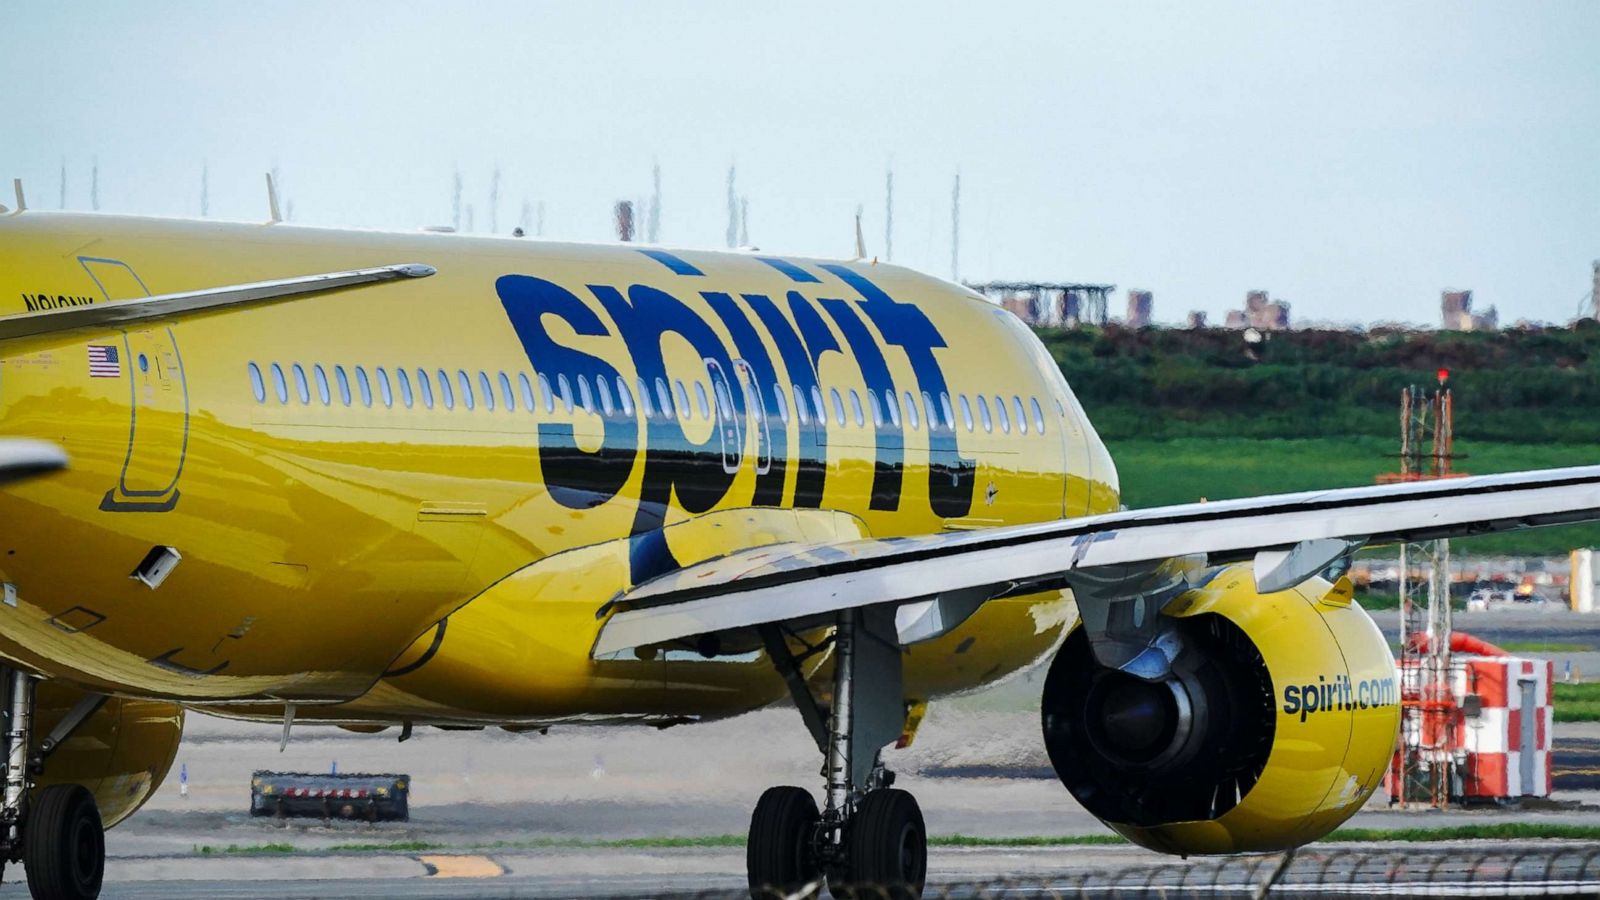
<box><xmin>557</xmin><ymin>374</ymin><xmax>574</xmax><ymax>412</ymax></box>
<box><xmin>958</xmin><ymin>394</ymin><xmax>974</xmax><ymax>431</ymax></box>
<box><xmin>271</xmin><ymin>363</ymin><xmax>289</xmax><ymax>403</ymax></box>
<box><xmin>498</xmin><ymin>372</ymin><xmax>513</xmax><ymax>411</ymax></box>
<box><xmin>636</xmin><ymin>378</ymin><xmax>656</xmax><ymax>419</ymax></box>
<box><xmin>904</xmin><ymin>391</ymin><xmax>919</xmax><ymax>430</ymax></box>
<box><xmin>577</xmin><ymin>375</ymin><xmax>595</xmax><ymax>414</ymax></box>
<box><xmin>775</xmin><ymin>385</ymin><xmax>791</xmax><ymax>424</ymax></box>
<box><xmin>994</xmin><ymin>395</ymin><xmax>1009</xmax><ymax>433</ymax></box>
<box><xmin>792</xmin><ymin>384</ymin><xmax>809</xmax><ymax>425</ymax></box>
<box><xmin>693</xmin><ymin>382</ymin><xmax>710</xmax><ymax>420</ymax></box>
<box><xmin>519</xmin><ymin>373</ymin><xmax>536</xmax><ymax>412</ymax></box>
<box><xmin>356</xmin><ymin>367</ymin><xmax>373</xmax><ymax>407</ymax></box>
<box><xmin>866</xmin><ymin>390</ymin><xmax>882</xmax><ymax>427</ymax></box>
<box><xmin>648</xmin><ymin>378</ymin><xmax>667</xmax><ymax>419</ymax></box>
<box><xmin>312</xmin><ymin>365</ymin><xmax>331</xmax><ymax>405</ymax></box>
<box><xmin>292</xmin><ymin>364</ymin><xmax>311</xmax><ymax>404</ymax></box>
<box><xmin>395</xmin><ymin>368</ymin><xmax>412</xmax><ymax>408</ymax></box>
<box><xmin>477</xmin><ymin>372</ymin><xmax>494</xmax><ymax>411</ymax></box>
<box><xmin>941</xmin><ymin>393</ymin><xmax>956</xmax><ymax>430</ymax></box>
<box><xmin>886</xmin><ymin>391</ymin><xmax>901</xmax><ymax>428</ymax></box>
<box><xmin>1012</xmin><ymin>396</ymin><xmax>1027</xmax><ymax>434</ymax></box>
<box><xmin>977</xmin><ymin>395</ymin><xmax>993</xmax><ymax>432</ymax></box>
<box><xmin>849</xmin><ymin>390</ymin><xmax>864</xmax><ymax>427</ymax></box>
<box><xmin>616</xmin><ymin>377</ymin><xmax>635</xmax><ymax>417</ymax></box>
<box><xmin>922</xmin><ymin>391</ymin><xmax>937</xmax><ymax>431</ymax></box>
<box><xmin>439</xmin><ymin>369</ymin><xmax>456</xmax><ymax>410</ymax></box>
<box><xmin>538</xmin><ymin>373</ymin><xmax>555</xmax><ymax>412</ymax></box>
<box><xmin>830</xmin><ymin>388</ymin><xmax>846</xmax><ymax>426</ymax></box>
<box><xmin>247</xmin><ymin>362</ymin><xmax>266</xmax><ymax>403</ymax></box>
<box><xmin>334</xmin><ymin>366</ymin><xmax>352</xmax><ymax>406</ymax></box>
<box><xmin>811</xmin><ymin>387</ymin><xmax>826</xmax><ymax>424</ymax></box>
<box><xmin>415</xmin><ymin>369</ymin><xmax>433</xmax><ymax>408</ymax></box>
<box><xmin>714</xmin><ymin>381</ymin><xmax>734</xmax><ymax>418</ymax></box>
<box><xmin>1032</xmin><ymin>397</ymin><xmax>1047</xmax><ymax>434</ymax></box>
<box><xmin>597</xmin><ymin>376</ymin><xmax>615</xmax><ymax>416</ymax></box>
<box><xmin>456</xmin><ymin>370</ymin><xmax>473</xmax><ymax>410</ymax></box>
<box><xmin>674</xmin><ymin>380</ymin><xmax>691</xmax><ymax>418</ymax></box>
<box><xmin>375</xmin><ymin>368</ymin><xmax>392</xmax><ymax>408</ymax></box>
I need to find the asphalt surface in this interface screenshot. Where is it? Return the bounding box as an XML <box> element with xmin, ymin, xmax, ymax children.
<box><xmin>4</xmin><ymin>603</ymin><xmax>1593</xmax><ymax>898</ymax></box>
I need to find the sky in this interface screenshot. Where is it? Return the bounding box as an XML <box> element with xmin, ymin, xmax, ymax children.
<box><xmin>3</xmin><ymin>1</ymin><xmax>1596</xmax><ymax>326</ymax></box>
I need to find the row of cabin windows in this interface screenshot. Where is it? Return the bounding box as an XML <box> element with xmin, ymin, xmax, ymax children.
<box><xmin>246</xmin><ymin>362</ymin><xmax>1051</xmax><ymax>437</ymax></box>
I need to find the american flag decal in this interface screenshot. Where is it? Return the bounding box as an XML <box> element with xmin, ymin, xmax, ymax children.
<box><xmin>88</xmin><ymin>344</ymin><xmax>120</xmax><ymax>378</ymax></box>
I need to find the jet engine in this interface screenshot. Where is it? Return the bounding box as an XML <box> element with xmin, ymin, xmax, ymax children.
<box><xmin>1041</xmin><ymin>564</ymin><xmax>1398</xmax><ymax>855</ymax></box>
<box><xmin>30</xmin><ymin>682</ymin><xmax>184</xmax><ymax>828</ymax></box>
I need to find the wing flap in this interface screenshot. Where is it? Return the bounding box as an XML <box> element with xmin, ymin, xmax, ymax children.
<box><xmin>0</xmin><ymin>263</ymin><xmax>435</xmax><ymax>341</ymax></box>
<box><xmin>593</xmin><ymin>465</ymin><xmax>1600</xmax><ymax>656</ymax></box>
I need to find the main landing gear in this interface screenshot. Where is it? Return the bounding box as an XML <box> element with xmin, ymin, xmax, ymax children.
<box><xmin>748</xmin><ymin>609</ymin><xmax>927</xmax><ymax>900</ymax></box>
<box><xmin>0</xmin><ymin>670</ymin><xmax>107</xmax><ymax>900</ymax></box>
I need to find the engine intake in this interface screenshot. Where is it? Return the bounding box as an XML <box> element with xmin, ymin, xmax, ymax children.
<box><xmin>1042</xmin><ymin>564</ymin><xmax>1398</xmax><ymax>855</ymax></box>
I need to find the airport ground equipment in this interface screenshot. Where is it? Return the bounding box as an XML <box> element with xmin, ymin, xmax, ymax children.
<box><xmin>250</xmin><ymin>771</ymin><xmax>410</xmax><ymax>821</ymax></box>
<box><xmin>1387</xmin><ymin>642</ymin><xmax>1555</xmax><ymax>803</ymax></box>
<box><xmin>1378</xmin><ymin>373</ymin><xmax>1466</xmax><ymax>808</ymax></box>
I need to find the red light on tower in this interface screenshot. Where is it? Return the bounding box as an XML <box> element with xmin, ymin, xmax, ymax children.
<box><xmin>1437</xmin><ymin>368</ymin><xmax>1450</xmax><ymax>385</ymax></box>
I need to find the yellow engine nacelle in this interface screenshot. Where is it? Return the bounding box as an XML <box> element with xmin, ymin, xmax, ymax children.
<box><xmin>1041</xmin><ymin>564</ymin><xmax>1398</xmax><ymax>855</ymax></box>
<box><xmin>32</xmin><ymin>682</ymin><xmax>184</xmax><ymax>828</ymax></box>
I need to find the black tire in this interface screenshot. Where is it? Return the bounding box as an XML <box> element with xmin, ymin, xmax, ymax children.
<box><xmin>835</xmin><ymin>789</ymin><xmax>925</xmax><ymax>900</ymax></box>
<box><xmin>747</xmin><ymin>786</ymin><xmax>821</xmax><ymax>898</ymax></box>
<box><xmin>24</xmin><ymin>784</ymin><xmax>104</xmax><ymax>900</ymax></box>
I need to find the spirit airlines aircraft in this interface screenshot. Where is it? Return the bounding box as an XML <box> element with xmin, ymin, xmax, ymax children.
<box><xmin>1</xmin><ymin>191</ymin><xmax>1599</xmax><ymax>899</ymax></box>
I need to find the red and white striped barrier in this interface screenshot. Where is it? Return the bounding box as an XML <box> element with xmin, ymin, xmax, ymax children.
<box><xmin>1453</xmin><ymin>656</ymin><xmax>1554</xmax><ymax>799</ymax></box>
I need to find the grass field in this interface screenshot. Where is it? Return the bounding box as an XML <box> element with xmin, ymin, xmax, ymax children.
<box><xmin>1105</xmin><ymin>436</ymin><xmax>1600</xmax><ymax>557</ymax></box>
<box><xmin>1554</xmin><ymin>682</ymin><xmax>1600</xmax><ymax>723</ymax></box>
<box><xmin>193</xmin><ymin>823</ymin><xmax>1600</xmax><ymax>856</ymax></box>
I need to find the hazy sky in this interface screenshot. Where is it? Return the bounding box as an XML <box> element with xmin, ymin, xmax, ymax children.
<box><xmin>5</xmin><ymin>1</ymin><xmax>1596</xmax><ymax>325</ymax></box>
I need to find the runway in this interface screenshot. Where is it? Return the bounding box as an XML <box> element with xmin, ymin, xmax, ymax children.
<box><xmin>28</xmin><ymin>605</ymin><xmax>1600</xmax><ymax>898</ymax></box>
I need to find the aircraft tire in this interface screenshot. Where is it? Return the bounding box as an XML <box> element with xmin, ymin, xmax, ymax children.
<box><xmin>834</xmin><ymin>788</ymin><xmax>925</xmax><ymax>899</ymax></box>
<box><xmin>23</xmin><ymin>784</ymin><xmax>104</xmax><ymax>900</ymax></box>
<box><xmin>746</xmin><ymin>785</ymin><xmax>820</xmax><ymax>898</ymax></box>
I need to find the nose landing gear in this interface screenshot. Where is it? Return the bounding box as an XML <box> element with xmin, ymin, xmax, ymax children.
<box><xmin>746</xmin><ymin>609</ymin><xmax>926</xmax><ymax>900</ymax></box>
<box><xmin>0</xmin><ymin>671</ymin><xmax>107</xmax><ymax>900</ymax></box>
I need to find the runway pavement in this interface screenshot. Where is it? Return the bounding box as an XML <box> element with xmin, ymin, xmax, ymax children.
<box><xmin>11</xmin><ymin>602</ymin><xmax>1596</xmax><ymax>898</ymax></box>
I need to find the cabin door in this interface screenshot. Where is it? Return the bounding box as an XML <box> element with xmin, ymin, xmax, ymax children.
<box><xmin>79</xmin><ymin>257</ymin><xmax>188</xmax><ymax>512</ymax></box>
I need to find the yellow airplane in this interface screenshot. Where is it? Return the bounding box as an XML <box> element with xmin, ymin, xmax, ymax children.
<box><xmin>1</xmin><ymin>190</ymin><xmax>1599</xmax><ymax>899</ymax></box>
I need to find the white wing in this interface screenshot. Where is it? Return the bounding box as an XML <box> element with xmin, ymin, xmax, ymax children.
<box><xmin>594</xmin><ymin>465</ymin><xmax>1600</xmax><ymax>656</ymax></box>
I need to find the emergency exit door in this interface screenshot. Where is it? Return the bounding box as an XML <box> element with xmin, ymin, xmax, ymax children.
<box><xmin>80</xmin><ymin>257</ymin><xmax>188</xmax><ymax>512</ymax></box>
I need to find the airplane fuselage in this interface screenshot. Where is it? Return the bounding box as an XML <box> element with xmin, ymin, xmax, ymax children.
<box><xmin>0</xmin><ymin>212</ymin><xmax>1118</xmax><ymax>726</ymax></box>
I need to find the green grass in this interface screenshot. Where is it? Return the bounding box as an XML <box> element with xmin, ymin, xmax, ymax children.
<box><xmin>929</xmin><ymin>834</ymin><xmax>1127</xmax><ymax>847</ymax></box>
<box><xmin>1107</xmin><ymin>437</ymin><xmax>1600</xmax><ymax>557</ymax></box>
<box><xmin>1325</xmin><ymin>824</ymin><xmax>1600</xmax><ymax>843</ymax></box>
<box><xmin>193</xmin><ymin>843</ymin><xmax>297</xmax><ymax>855</ymax></box>
<box><xmin>195</xmin><ymin>823</ymin><xmax>1600</xmax><ymax>857</ymax></box>
<box><xmin>1555</xmin><ymin>682</ymin><xmax>1600</xmax><ymax>723</ymax></box>
<box><xmin>1500</xmin><ymin>641</ymin><xmax>1594</xmax><ymax>653</ymax></box>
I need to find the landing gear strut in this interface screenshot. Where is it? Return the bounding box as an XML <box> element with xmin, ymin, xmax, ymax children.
<box><xmin>0</xmin><ymin>669</ymin><xmax>106</xmax><ymax>900</ymax></box>
<box><xmin>748</xmin><ymin>609</ymin><xmax>926</xmax><ymax>899</ymax></box>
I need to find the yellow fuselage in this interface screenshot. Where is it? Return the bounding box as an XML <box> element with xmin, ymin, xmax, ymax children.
<box><xmin>0</xmin><ymin>212</ymin><xmax>1119</xmax><ymax>727</ymax></box>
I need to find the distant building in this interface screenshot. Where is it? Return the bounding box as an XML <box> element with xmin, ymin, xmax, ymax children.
<box><xmin>1125</xmin><ymin>290</ymin><xmax>1153</xmax><ymax>328</ymax></box>
<box><xmin>967</xmin><ymin>281</ymin><xmax>1115</xmax><ymax>327</ymax></box>
<box><xmin>1000</xmin><ymin>296</ymin><xmax>1033</xmax><ymax>321</ymax></box>
<box><xmin>1441</xmin><ymin>289</ymin><xmax>1498</xmax><ymax>331</ymax></box>
<box><xmin>1186</xmin><ymin>310</ymin><xmax>1208</xmax><ymax>329</ymax></box>
<box><xmin>1224</xmin><ymin>290</ymin><xmax>1290</xmax><ymax>331</ymax></box>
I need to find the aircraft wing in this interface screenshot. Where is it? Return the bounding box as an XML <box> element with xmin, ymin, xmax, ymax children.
<box><xmin>593</xmin><ymin>465</ymin><xmax>1600</xmax><ymax>656</ymax></box>
<box><xmin>0</xmin><ymin>263</ymin><xmax>435</xmax><ymax>341</ymax></box>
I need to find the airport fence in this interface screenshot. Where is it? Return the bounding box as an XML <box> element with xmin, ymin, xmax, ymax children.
<box><xmin>701</xmin><ymin>843</ymin><xmax>1600</xmax><ymax>899</ymax></box>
